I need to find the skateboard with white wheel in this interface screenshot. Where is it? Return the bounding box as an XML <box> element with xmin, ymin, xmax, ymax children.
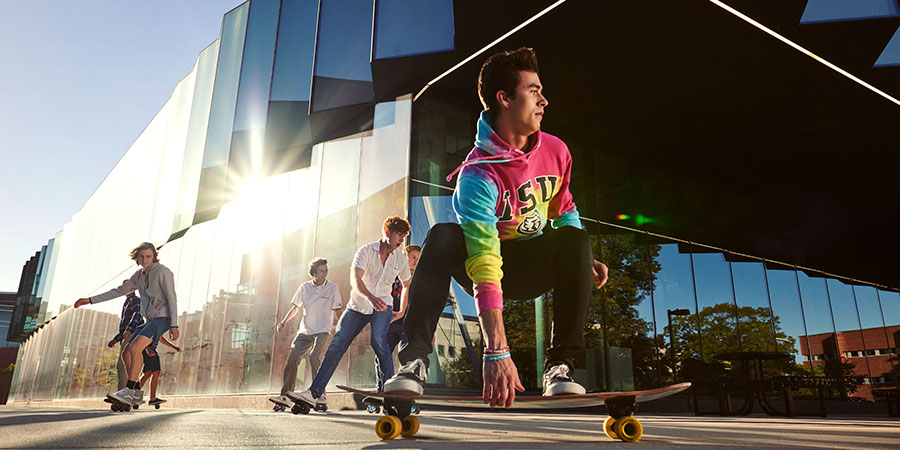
<box><xmin>338</xmin><ymin>382</ymin><xmax>691</xmax><ymax>442</ymax></box>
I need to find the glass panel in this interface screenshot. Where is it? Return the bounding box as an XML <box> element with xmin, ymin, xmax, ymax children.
<box><xmin>227</xmin><ymin>0</ymin><xmax>281</xmax><ymax>192</ymax></box>
<box><xmin>878</xmin><ymin>289</ymin><xmax>900</xmax><ymax>374</ymax></box>
<box><xmin>273</xmin><ymin>159</ymin><xmax>323</xmax><ymax>392</ymax></box>
<box><xmin>265</xmin><ymin>0</ymin><xmax>318</xmax><ymax>174</ymax></box>
<box><xmin>410</xmin><ymin>96</ymin><xmax>473</xmax><ymax>197</ymax></box>
<box><xmin>314</xmin><ymin>137</ymin><xmax>361</xmax><ymax>389</ymax></box>
<box><xmin>764</xmin><ymin>263</ymin><xmax>809</xmax><ymax>368</ymax></box>
<box><xmin>731</xmin><ymin>260</ymin><xmax>776</xmax><ymax>352</ymax></box>
<box><xmin>172</xmin><ymin>41</ymin><xmax>220</xmax><ymax>236</ymax></box>
<box><xmin>651</xmin><ymin>240</ymin><xmax>700</xmax><ymax>382</ymax></box>
<box><xmin>797</xmin><ymin>271</ymin><xmax>845</xmax><ymax>395</ymax></box>
<box><xmin>692</xmin><ymin>252</ymin><xmax>740</xmax><ymax>359</ymax></box>
<box><xmin>373</xmin><ymin>0</ymin><xmax>454</xmax><ymax>60</ymax></box>
<box><xmin>854</xmin><ymin>285</ymin><xmax>891</xmax><ymax>387</ymax></box>
<box><xmin>195</xmin><ymin>3</ymin><xmax>249</xmax><ymax>224</ymax></box>
<box><xmin>311</xmin><ymin>0</ymin><xmax>374</xmax><ymax>111</ymax></box>
<box><xmin>592</xmin><ymin>223</ymin><xmax>658</xmax><ymax>391</ymax></box>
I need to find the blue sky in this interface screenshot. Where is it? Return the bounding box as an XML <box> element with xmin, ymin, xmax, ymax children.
<box><xmin>0</xmin><ymin>1</ymin><xmax>244</xmax><ymax>291</ymax></box>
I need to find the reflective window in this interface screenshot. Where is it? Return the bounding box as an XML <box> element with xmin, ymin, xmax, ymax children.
<box><xmin>314</xmin><ymin>138</ymin><xmax>361</xmax><ymax>390</ymax></box>
<box><xmin>826</xmin><ymin>278</ymin><xmax>868</xmax><ymax>382</ymax></box>
<box><xmin>854</xmin><ymin>285</ymin><xmax>891</xmax><ymax>379</ymax></box>
<box><xmin>228</xmin><ymin>0</ymin><xmax>281</xmax><ymax>190</ymax></box>
<box><xmin>195</xmin><ymin>3</ymin><xmax>249</xmax><ymax>223</ymax></box>
<box><xmin>827</xmin><ymin>279</ymin><xmax>862</xmax><ymax>333</ymax></box>
<box><xmin>311</xmin><ymin>0</ymin><xmax>374</xmax><ymax>111</ymax></box>
<box><xmin>692</xmin><ymin>252</ymin><xmax>740</xmax><ymax>359</ymax></box>
<box><xmin>265</xmin><ymin>0</ymin><xmax>318</xmax><ymax>173</ymax></box>
<box><xmin>373</xmin><ymin>0</ymin><xmax>454</xmax><ymax>60</ymax></box>
<box><xmin>652</xmin><ymin>241</ymin><xmax>700</xmax><ymax>381</ymax></box>
<box><xmin>731</xmin><ymin>260</ymin><xmax>776</xmax><ymax>352</ymax></box>
<box><xmin>591</xmin><ymin>225</ymin><xmax>658</xmax><ymax>390</ymax></box>
<box><xmin>172</xmin><ymin>41</ymin><xmax>220</xmax><ymax>236</ymax></box>
<box><xmin>764</xmin><ymin>263</ymin><xmax>809</xmax><ymax>366</ymax></box>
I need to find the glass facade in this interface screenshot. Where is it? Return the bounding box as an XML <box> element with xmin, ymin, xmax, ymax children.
<box><xmin>8</xmin><ymin>0</ymin><xmax>900</xmax><ymax>412</ymax></box>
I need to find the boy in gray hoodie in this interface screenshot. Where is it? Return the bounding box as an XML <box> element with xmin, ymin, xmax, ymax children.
<box><xmin>75</xmin><ymin>242</ymin><xmax>180</xmax><ymax>406</ymax></box>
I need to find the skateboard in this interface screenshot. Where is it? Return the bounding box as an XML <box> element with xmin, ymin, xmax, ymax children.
<box><xmin>268</xmin><ymin>396</ymin><xmax>292</xmax><ymax>412</ymax></box>
<box><xmin>104</xmin><ymin>396</ymin><xmax>141</xmax><ymax>412</ymax></box>
<box><xmin>283</xmin><ymin>393</ymin><xmax>328</xmax><ymax>415</ymax></box>
<box><xmin>338</xmin><ymin>382</ymin><xmax>691</xmax><ymax>442</ymax></box>
<box><xmin>148</xmin><ymin>398</ymin><xmax>166</xmax><ymax>409</ymax></box>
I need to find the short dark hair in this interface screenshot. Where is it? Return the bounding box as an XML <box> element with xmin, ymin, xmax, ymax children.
<box><xmin>130</xmin><ymin>242</ymin><xmax>159</xmax><ymax>264</ymax></box>
<box><xmin>309</xmin><ymin>257</ymin><xmax>328</xmax><ymax>277</ymax></box>
<box><xmin>478</xmin><ymin>47</ymin><xmax>539</xmax><ymax>118</ymax></box>
<box><xmin>383</xmin><ymin>216</ymin><xmax>411</xmax><ymax>236</ymax></box>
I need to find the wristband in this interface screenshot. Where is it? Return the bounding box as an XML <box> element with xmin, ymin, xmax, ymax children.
<box><xmin>484</xmin><ymin>346</ymin><xmax>510</xmax><ymax>354</ymax></box>
<box><xmin>483</xmin><ymin>352</ymin><xmax>511</xmax><ymax>362</ymax></box>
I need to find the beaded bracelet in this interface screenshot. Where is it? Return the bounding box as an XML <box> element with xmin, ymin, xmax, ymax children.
<box><xmin>483</xmin><ymin>352</ymin><xmax>511</xmax><ymax>362</ymax></box>
<box><xmin>484</xmin><ymin>346</ymin><xmax>510</xmax><ymax>355</ymax></box>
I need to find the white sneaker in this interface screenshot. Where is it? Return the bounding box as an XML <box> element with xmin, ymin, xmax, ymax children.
<box><xmin>316</xmin><ymin>393</ymin><xmax>327</xmax><ymax>406</ymax></box>
<box><xmin>130</xmin><ymin>389</ymin><xmax>145</xmax><ymax>406</ymax></box>
<box><xmin>268</xmin><ymin>395</ymin><xmax>291</xmax><ymax>406</ymax></box>
<box><xmin>107</xmin><ymin>387</ymin><xmax>133</xmax><ymax>405</ymax></box>
<box><xmin>384</xmin><ymin>358</ymin><xmax>427</xmax><ymax>395</ymax></box>
<box><xmin>542</xmin><ymin>363</ymin><xmax>586</xmax><ymax>396</ymax></box>
<box><xmin>285</xmin><ymin>389</ymin><xmax>317</xmax><ymax>406</ymax></box>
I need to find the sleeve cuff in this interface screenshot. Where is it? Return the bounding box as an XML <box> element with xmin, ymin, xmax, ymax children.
<box><xmin>474</xmin><ymin>282</ymin><xmax>503</xmax><ymax>314</ymax></box>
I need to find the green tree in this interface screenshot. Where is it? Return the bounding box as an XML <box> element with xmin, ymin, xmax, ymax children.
<box><xmin>666</xmin><ymin>303</ymin><xmax>798</xmax><ymax>363</ymax></box>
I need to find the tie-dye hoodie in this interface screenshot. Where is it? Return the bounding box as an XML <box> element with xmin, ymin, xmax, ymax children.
<box><xmin>451</xmin><ymin>111</ymin><xmax>582</xmax><ymax>314</ymax></box>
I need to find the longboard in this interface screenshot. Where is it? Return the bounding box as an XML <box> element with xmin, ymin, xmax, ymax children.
<box><xmin>104</xmin><ymin>395</ymin><xmax>141</xmax><ymax>412</ymax></box>
<box><xmin>338</xmin><ymin>382</ymin><xmax>691</xmax><ymax>442</ymax></box>
<box><xmin>268</xmin><ymin>396</ymin><xmax>292</xmax><ymax>412</ymax></box>
<box><xmin>282</xmin><ymin>392</ymin><xmax>328</xmax><ymax>415</ymax></box>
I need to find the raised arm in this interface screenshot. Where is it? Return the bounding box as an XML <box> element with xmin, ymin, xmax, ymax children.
<box><xmin>75</xmin><ymin>273</ymin><xmax>139</xmax><ymax>308</ymax></box>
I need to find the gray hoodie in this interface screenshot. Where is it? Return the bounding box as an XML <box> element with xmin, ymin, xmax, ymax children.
<box><xmin>90</xmin><ymin>262</ymin><xmax>179</xmax><ymax>327</ymax></box>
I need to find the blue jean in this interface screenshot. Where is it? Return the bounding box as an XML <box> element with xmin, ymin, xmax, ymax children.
<box><xmin>309</xmin><ymin>308</ymin><xmax>394</xmax><ymax>397</ymax></box>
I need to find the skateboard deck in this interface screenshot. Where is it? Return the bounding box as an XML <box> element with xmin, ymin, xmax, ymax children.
<box><xmin>338</xmin><ymin>382</ymin><xmax>691</xmax><ymax>442</ymax></box>
<box><xmin>148</xmin><ymin>398</ymin><xmax>166</xmax><ymax>409</ymax></box>
<box><xmin>268</xmin><ymin>396</ymin><xmax>292</xmax><ymax>412</ymax></box>
<box><xmin>105</xmin><ymin>395</ymin><xmax>141</xmax><ymax>412</ymax></box>
<box><xmin>281</xmin><ymin>393</ymin><xmax>328</xmax><ymax>415</ymax></box>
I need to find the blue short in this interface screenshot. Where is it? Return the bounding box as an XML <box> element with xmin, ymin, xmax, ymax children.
<box><xmin>129</xmin><ymin>317</ymin><xmax>170</xmax><ymax>349</ymax></box>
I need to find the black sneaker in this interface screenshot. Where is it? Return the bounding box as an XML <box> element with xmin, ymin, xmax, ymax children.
<box><xmin>542</xmin><ymin>363</ymin><xmax>586</xmax><ymax>396</ymax></box>
<box><xmin>383</xmin><ymin>358</ymin><xmax>427</xmax><ymax>395</ymax></box>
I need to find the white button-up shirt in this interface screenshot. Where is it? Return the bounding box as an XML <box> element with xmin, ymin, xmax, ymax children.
<box><xmin>290</xmin><ymin>279</ymin><xmax>342</xmax><ymax>335</ymax></box>
<box><xmin>347</xmin><ymin>241</ymin><xmax>411</xmax><ymax>315</ymax></box>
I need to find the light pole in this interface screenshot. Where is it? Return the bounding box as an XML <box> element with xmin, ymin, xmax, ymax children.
<box><xmin>667</xmin><ymin>308</ymin><xmax>691</xmax><ymax>362</ymax></box>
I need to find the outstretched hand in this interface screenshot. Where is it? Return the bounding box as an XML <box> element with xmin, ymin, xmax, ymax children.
<box><xmin>74</xmin><ymin>298</ymin><xmax>91</xmax><ymax>308</ymax></box>
<box><xmin>482</xmin><ymin>356</ymin><xmax>525</xmax><ymax>408</ymax></box>
<box><xmin>592</xmin><ymin>260</ymin><xmax>609</xmax><ymax>289</ymax></box>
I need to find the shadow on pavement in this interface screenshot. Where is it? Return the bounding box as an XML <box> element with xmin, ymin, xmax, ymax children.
<box><xmin>9</xmin><ymin>409</ymin><xmax>199</xmax><ymax>449</ymax></box>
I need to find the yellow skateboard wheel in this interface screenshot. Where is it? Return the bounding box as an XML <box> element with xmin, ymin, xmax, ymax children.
<box><xmin>603</xmin><ymin>416</ymin><xmax>618</xmax><ymax>439</ymax></box>
<box><xmin>400</xmin><ymin>415</ymin><xmax>420</xmax><ymax>436</ymax></box>
<box><xmin>614</xmin><ymin>416</ymin><xmax>643</xmax><ymax>443</ymax></box>
<box><xmin>376</xmin><ymin>415</ymin><xmax>403</xmax><ymax>440</ymax></box>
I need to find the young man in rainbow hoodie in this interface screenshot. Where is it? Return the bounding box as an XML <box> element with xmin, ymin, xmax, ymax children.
<box><xmin>384</xmin><ymin>48</ymin><xmax>608</xmax><ymax>408</ymax></box>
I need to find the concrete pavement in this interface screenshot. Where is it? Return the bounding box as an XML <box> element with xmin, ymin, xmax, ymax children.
<box><xmin>1</xmin><ymin>406</ymin><xmax>898</xmax><ymax>449</ymax></box>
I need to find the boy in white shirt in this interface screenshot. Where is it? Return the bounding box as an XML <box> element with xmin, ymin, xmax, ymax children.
<box><xmin>289</xmin><ymin>217</ymin><xmax>411</xmax><ymax>406</ymax></box>
<box><xmin>269</xmin><ymin>258</ymin><xmax>342</xmax><ymax>407</ymax></box>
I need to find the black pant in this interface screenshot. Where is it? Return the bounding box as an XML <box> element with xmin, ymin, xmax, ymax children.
<box><xmin>399</xmin><ymin>223</ymin><xmax>593</xmax><ymax>371</ymax></box>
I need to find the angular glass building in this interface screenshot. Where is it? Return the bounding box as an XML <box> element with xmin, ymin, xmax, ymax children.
<box><xmin>8</xmin><ymin>0</ymin><xmax>900</xmax><ymax>411</ymax></box>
